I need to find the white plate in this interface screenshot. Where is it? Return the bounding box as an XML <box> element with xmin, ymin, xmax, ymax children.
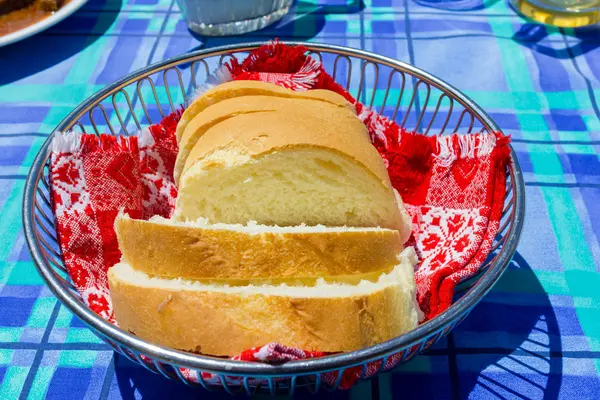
<box><xmin>0</xmin><ymin>0</ymin><xmax>87</xmax><ymax>47</ymax></box>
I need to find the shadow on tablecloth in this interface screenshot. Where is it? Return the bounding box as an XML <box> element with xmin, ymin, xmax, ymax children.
<box><xmin>513</xmin><ymin>24</ymin><xmax>600</xmax><ymax>59</ymax></box>
<box><xmin>112</xmin><ymin>354</ymin><xmax>353</xmax><ymax>399</ymax></box>
<box><xmin>388</xmin><ymin>251</ymin><xmax>563</xmax><ymax>399</ymax></box>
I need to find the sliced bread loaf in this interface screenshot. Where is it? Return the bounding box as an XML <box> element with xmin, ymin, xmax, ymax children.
<box><xmin>115</xmin><ymin>212</ymin><xmax>403</xmax><ymax>283</ymax></box>
<box><xmin>175</xmin><ymin>95</ymin><xmax>362</xmax><ymax>186</ymax></box>
<box><xmin>174</xmin><ymin>110</ymin><xmax>411</xmax><ymax>237</ymax></box>
<box><xmin>176</xmin><ymin>80</ymin><xmax>353</xmax><ymax>143</ymax></box>
<box><xmin>108</xmin><ymin>248</ymin><xmax>420</xmax><ymax>356</ymax></box>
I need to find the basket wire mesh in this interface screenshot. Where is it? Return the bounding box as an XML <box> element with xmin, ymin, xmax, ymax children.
<box><xmin>23</xmin><ymin>42</ymin><xmax>525</xmax><ymax>395</ymax></box>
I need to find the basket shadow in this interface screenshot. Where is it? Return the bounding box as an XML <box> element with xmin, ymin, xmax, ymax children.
<box><xmin>0</xmin><ymin>0</ymin><xmax>121</xmax><ymax>86</ymax></box>
<box><xmin>388</xmin><ymin>251</ymin><xmax>563</xmax><ymax>399</ymax></box>
<box><xmin>112</xmin><ymin>353</ymin><xmax>355</xmax><ymax>399</ymax></box>
<box><xmin>112</xmin><ymin>354</ymin><xmax>221</xmax><ymax>399</ymax></box>
<box><xmin>184</xmin><ymin>0</ymin><xmax>365</xmax><ymax>53</ymax></box>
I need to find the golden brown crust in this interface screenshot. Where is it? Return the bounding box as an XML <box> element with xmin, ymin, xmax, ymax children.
<box><xmin>115</xmin><ymin>214</ymin><xmax>403</xmax><ymax>282</ymax></box>
<box><xmin>108</xmin><ymin>263</ymin><xmax>415</xmax><ymax>356</ymax></box>
<box><xmin>175</xmin><ymin>95</ymin><xmax>361</xmax><ymax>186</ymax></box>
<box><xmin>181</xmin><ymin>109</ymin><xmax>392</xmax><ymax>190</ymax></box>
<box><xmin>176</xmin><ymin>80</ymin><xmax>352</xmax><ymax>142</ymax></box>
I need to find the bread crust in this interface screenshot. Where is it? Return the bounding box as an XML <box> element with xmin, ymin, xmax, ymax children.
<box><xmin>181</xmin><ymin>110</ymin><xmax>392</xmax><ymax>190</ymax></box>
<box><xmin>115</xmin><ymin>214</ymin><xmax>403</xmax><ymax>281</ymax></box>
<box><xmin>108</xmin><ymin>256</ymin><xmax>419</xmax><ymax>356</ymax></box>
<box><xmin>175</xmin><ymin>95</ymin><xmax>361</xmax><ymax>186</ymax></box>
<box><xmin>176</xmin><ymin>109</ymin><xmax>406</xmax><ymax>231</ymax></box>
<box><xmin>175</xmin><ymin>80</ymin><xmax>352</xmax><ymax>143</ymax></box>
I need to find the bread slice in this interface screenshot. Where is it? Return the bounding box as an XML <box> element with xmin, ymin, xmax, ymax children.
<box><xmin>115</xmin><ymin>213</ymin><xmax>403</xmax><ymax>283</ymax></box>
<box><xmin>176</xmin><ymin>80</ymin><xmax>352</xmax><ymax>143</ymax></box>
<box><xmin>175</xmin><ymin>95</ymin><xmax>362</xmax><ymax>186</ymax></box>
<box><xmin>174</xmin><ymin>110</ymin><xmax>411</xmax><ymax>237</ymax></box>
<box><xmin>108</xmin><ymin>248</ymin><xmax>420</xmax><ymax>356</ymax></box>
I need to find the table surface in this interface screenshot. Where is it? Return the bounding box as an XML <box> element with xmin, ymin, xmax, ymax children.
<box><xmin>1</xmin><ymin>0</ymin><xmax>600</xmax><ymax>398</ymax></box>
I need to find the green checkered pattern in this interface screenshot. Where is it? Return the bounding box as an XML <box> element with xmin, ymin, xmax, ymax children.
<box><xmin>0</xmin><ymin>0</ymin><xmax>599</xmax><ymax>398</ymax></box>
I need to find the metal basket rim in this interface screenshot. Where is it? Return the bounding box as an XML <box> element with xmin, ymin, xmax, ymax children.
<box><xmin>23</xmin><ymin>41</ymin><xmax>525</xmax><ymax>377</ymax></box>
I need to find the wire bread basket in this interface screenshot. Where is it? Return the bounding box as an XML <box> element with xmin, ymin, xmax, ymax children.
<box><xmin>23</xmin><ymin>42</ymin><xmax>525</xmax><ymax>396</ymax></box>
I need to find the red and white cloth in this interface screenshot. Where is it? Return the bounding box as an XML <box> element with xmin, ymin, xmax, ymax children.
<box><xmin>49</xmin><ymin>42</ymin><xmax>510</xmax><ymax>388</ymax></box>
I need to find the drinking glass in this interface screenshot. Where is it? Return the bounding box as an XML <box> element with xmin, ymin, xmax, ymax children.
<box><xmin>177</xmin><ymin>0</ymin><xmax>293</xmax><ymax>36</ymax></box>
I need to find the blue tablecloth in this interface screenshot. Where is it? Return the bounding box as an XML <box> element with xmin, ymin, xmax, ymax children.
<box><xmin>0</xmin><ymin>0</ymin><xmax>599</xmax><ymax>398</ymax></box>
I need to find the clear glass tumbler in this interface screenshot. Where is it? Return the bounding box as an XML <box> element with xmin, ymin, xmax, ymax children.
<box><xmin>176</xmin><ymin>0</ymin><xmax>293</xmax><ymax>36</ymax></box>
<box><xmin>509</xmin><ymin>0</ymin><xmax>599</xmax><ymax>27</ymax></box>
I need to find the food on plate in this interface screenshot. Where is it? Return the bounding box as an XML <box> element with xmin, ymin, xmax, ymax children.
<box><xmin>108</xmin><ymin>247</ymin><xmax>419</xmax><ymax>356</ymax></box>
<box><xmin>175</xmin><ymin>80</ymin><xmax>351</xmax><ymax>142</ymax></box>
<box><xmin>0</xmin><ymin>0</ymin><xmax>35</xmax><ymax>14</ymax></box>
<box><xmin>108</xmin><ymin>81</ymin><xmax>420</xmax><ymax>357</ymax></box>
<box><xmin>115</xmin><ymin>212</ymin><xmax>403</xmax><ymax>283</ymax></box>
<box><xmin>0</xmin><ymin>0</ymin><xmax>65</xmax><ymax>36</ymax></box>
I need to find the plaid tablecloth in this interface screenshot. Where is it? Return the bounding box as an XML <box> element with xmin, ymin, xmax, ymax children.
<box><xmin>1</xmin><ymin>0</ymin><xmax>599</xmax><ymax>398</ymax></box>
